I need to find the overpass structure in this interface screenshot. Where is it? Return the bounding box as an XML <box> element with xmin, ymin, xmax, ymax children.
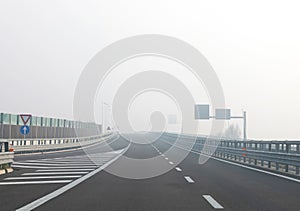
<box><xmin>0</xmin><ymin>114</ymin><xmax>299</xmax><ymax>210</ymax></box>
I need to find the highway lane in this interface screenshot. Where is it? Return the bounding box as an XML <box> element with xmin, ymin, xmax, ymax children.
<box><xmin>0</xmin><ymin>134</ymin><xmax>128</xmax><ymax>211</ymax></box>
<box><xmin>1</xmin><ymin>133</ymin><xmax>299</xmax><ymax>210</ymax></box>
<box><xmin>31</xmin><ymin>133</ymin><xmax>300</xmax><ymax>211</ymax></box>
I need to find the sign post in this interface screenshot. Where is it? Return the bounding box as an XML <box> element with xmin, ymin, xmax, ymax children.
<box><xmin>195</xmin><ymin>104</ymin><xmax>247</xmax><ymax>141</ymax></box>
<box><xmin>20</xmin><ymin>114</ymin><xmax>32</xmax><ymax>138</ymax></box>
<box><xmin>20</xmin><ymin>125</ymin><xmax>30</xmax><ymax>135</ymax></box>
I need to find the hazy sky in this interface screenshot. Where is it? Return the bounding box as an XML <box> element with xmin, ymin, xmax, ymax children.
<box><xmin>1</xmin><ymin>0</ymin><xmax>300</xmax><ymax>139</ymax></box>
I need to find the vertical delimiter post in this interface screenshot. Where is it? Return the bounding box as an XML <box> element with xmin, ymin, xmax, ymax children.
<box><xmin>243</xmin><ymin>111</ymin><xmax>247</xmax><ymax>141</ymax></box>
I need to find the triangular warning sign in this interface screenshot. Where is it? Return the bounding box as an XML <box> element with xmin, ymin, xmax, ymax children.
<box><xmin>20</xmin><ymin>114</ymin><xmax>32</xmax><ymax>125</ymax></box>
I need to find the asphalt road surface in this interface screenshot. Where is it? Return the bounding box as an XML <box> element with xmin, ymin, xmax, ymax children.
<box><xmin>0</xmin><ymin>133</ymin><xmax>299</xmax><ymax>211</ymax></box>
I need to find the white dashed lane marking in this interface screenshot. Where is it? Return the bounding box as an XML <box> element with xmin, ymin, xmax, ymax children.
<box><xmin>203</xmin><ymin>195</ymin><xmax>224</xmax><ymax>209</ymax></box>
<box><xmin>184</xmin><ymin>176</ymin><xmax>195</xmax><ymax>183</ymax></box>
<box><xmin>175</xmin><ymin>167</ymin><xmax>182</xmax><ymax>172</ymax></box>
<box><xmin>169</xmin><ymin>161</ymin><xmax>174</xmax><ymax>165</ymax></box>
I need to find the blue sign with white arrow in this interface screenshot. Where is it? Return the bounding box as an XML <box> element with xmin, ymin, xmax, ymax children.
<box><xmin>20</xmin><ymin>125</ymin><xmax>30</xmax><ymax>135</ymax></box>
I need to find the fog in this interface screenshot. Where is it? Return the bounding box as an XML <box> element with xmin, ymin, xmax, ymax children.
<box><xmin>0</xmin><ymin>0</ymin><xmax>300</xmax><ymax>139</ymax></box>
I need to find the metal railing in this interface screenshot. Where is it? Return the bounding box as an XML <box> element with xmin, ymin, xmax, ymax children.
<box><xmin>0</xmin><ymin>141</ymin><xmax>14</xmax><ymax>171</ymax></box>
<box><xmin>212</xmin><ymin>139</ymin><xmax>300</xmax><ymax>175</ymax></box>
<box><xmin>164</xmin><ymin>133</ymin><xmax>300</xmax><ymax>176</ymax></box>
<box><xmin>3</xmin><ymin>133</ymin><xmax>114</xmax><ymax>154</ymax></box>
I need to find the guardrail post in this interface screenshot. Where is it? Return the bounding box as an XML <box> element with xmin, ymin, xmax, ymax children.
<box><xmin>285</xmin><ymin>164</ymin><xmax>289</xmax><ymax>172</ymax></box>
<box><xmin>297</xmin><ymin>144</ymin><xmax>300</xmax><ymax>154</ymax></box>
<box><xmin>276</xmin><ymin>143</ymin><xmax>279</xmax><ymax>152</ymax></box>
<box><xmin>276</xmin><ymin>163</ymin><xmax>279</xmax><ymax>170</ymax></box>
<box><xmin>286</xmin><ymin>144</ymin><xmax>290</xmax><ymax>153</ymax></box>
<box><xmin>4</xmin><ymin>142</ymin><xmax>9</xmax><ymax>152</ymax></box>
<box><xmin>296</xmin><ymin>166</ymin><xmax>299</xmax><ymax>175</ymax></box>
<box><xmin>268</xmin><ymin>161</ymin><xmax>271</xmax><ymax>168</ymax></box>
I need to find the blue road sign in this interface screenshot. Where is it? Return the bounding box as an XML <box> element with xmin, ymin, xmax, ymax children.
<box><xmin>20</xmin><ymin>125</ymin><xmax>30</xmax><ymax>135</ymax></box>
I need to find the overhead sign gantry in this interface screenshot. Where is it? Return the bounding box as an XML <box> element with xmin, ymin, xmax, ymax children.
<box><xmin>195</xmin><ymin>105</ymin><xmax>247</xmax><ymax>141</ymax></box>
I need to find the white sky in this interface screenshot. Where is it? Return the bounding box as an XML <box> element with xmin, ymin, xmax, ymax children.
<box><xmin>0</xmin><ymin>0</ymin><xmax>300</xmax><ymax>139</ymax></box>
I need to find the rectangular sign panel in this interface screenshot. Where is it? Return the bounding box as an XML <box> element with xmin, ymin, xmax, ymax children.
<box><xmin>215</xmin><ymin>109</ymin><xmax>231</xmax><ymax>120</ymax></box>
<box><xmin>168</xmin><ymin>114</ymin><xmax>177</xmax><ymax>124</ymax></box>
<box><xmin>195</xmin><ymin>104</ymin><xmax>210</xmax><ymax>119</ymax></box>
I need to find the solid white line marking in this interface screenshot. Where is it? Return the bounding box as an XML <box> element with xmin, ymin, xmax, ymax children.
<box><xmin>42</xmin><ymin>158</ymin><xmax>89</xmax><ymax>161</ymax></box>
<box><xmin>16</xmin><ymin>145</ymin><xmax>129</xmax><ymax>211</ymax></box>
<box><xmin>23</xmin><ymin>161</ymin><xmax>94</xmax><ymax>164</ymax></box>
<box><xmin>203</xmin><ymin>195</ymin><xmax>224</xmax><ymax>209</ymax></box>
<box><xmin>175</xmin><ymin>167</ymin><xmax>182</xmax><ymax>172</ymax></box>
<box><xmin>13</xmin><ymin>162</ymin><xmax>96</xmax><ymax>166</ymax></box>
<box><xmin>0</xmin><ymin>180</ymin><xmax>72</xmax><ymax>185</ymax></box>
<box><xmin>26</xmin><ymin>159</ymin><xmax>92</xmax><ymax>162</ymax></box>
<box><xmin>4</xmin><ymin>176</ymin><xmax>81</xmax><ymax>180</ymax></box>
<box><xmin>22</xmin><ymin>172</ymin><xmax>87</xmax><ymax>176</ymax></box>
<box><xmin>12</xmin><ymin>165</ymin><xmax>97</xmax><ymax>169</ymax></box>
<box><xmin>184</xmin><ymin>176</ymin><xmax>195</xmax><ymax>183</ymax></box>
<box><xmin>169</xmin><ymin>161</ymin><xmax>174</xmax><ymax>165</ymax></box>
<box><xmin>36</xmin><ymin>169</ymin><xmax>94</xmax><ymax>172</ymax></box>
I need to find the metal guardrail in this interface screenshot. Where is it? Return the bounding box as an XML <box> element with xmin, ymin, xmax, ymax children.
<box><xmin>5</xmin><ymin>133</ymin><xmax>114</xmax><ymax>154</ymax></box>
<box><xmin>212</xmin><ymin>140</ymin><xmax>300</xmax><ymax>175</ymax></box>
<box><xmin>0</xmin><ymin>152</ymin><xmax>14</xmax><ymax>166</ymax></box>
<box><xmin>0</xmin><ymin>133</ymin><xmax>114</xmax><ymax>174</ymax></box>
<box><xmin>0</xmin><ymin>141</ymin><xmax>14</xmax><ymax>172</ymax></box>
<box><xmin>164</xmin><ymin>133</ymin><xmax>300</xmax><ymax>176</ymax></box>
